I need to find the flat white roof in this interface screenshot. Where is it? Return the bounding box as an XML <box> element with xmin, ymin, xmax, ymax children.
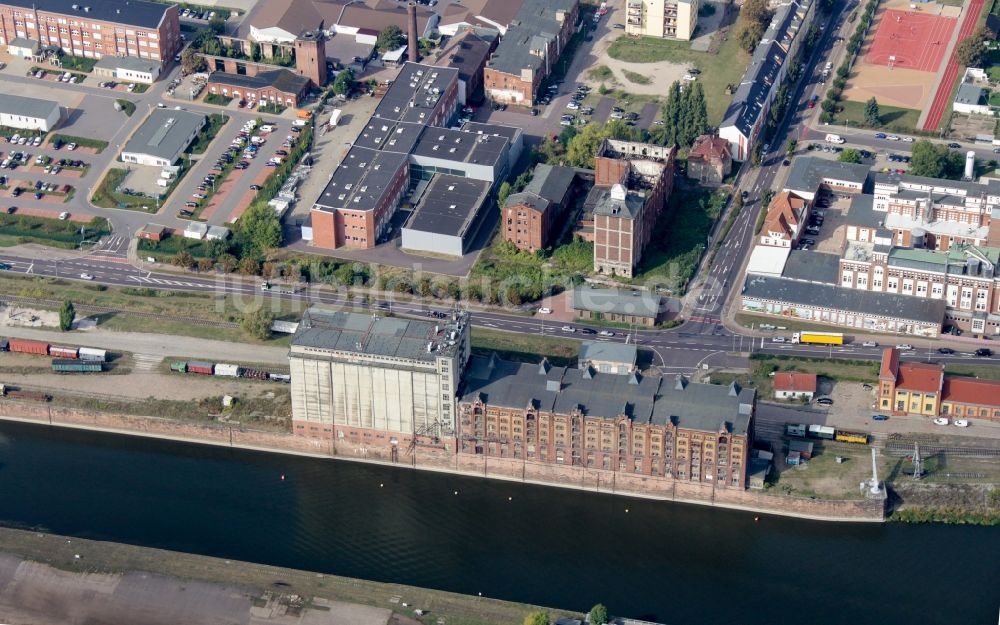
<box><xmin>746</xmin><ymin>245</ymin><xmax>791</xmax><ymax>277</ymax></box>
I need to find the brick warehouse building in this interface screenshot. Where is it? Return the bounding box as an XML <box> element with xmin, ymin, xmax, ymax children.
<box><xmin>483</xmin><ymin>0</ymin><xmax>579</xmax><ymax>107</ymax></box>
<box><xmin>588</xmin><ymin>139</ymin><xmax>676</xmax><ymax>277</ymax></box>
<box><xmin>0</xmin><ymin>0</ymin><xmax>180</xmax><ymax>65</ymax></box>
<box><xmin>459</xmin><ymin>356</ymin><xmax>755</xmax><ymax>488</ymax></box>
<box><xmin>502</xmin><ymin>163</ymin><xmax>576</xmax><ymax>252</ymax></box>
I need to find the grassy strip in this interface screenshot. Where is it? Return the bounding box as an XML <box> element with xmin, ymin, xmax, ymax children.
<box><xmin>256</xmin><ymin>102</ymin><xmax>286</xmax><ymax>115</ymax></box>
<box><xmin>889</xmin><ymin>506</ymin><xmax>999</xmax><ymax>525</ymax></box>
<box><xmin>203</xmin><ymin>93</ymin><xmax>233</xmax><ymax>106</ymax></box>
<box><xmin>621</xmin><ymin>70</ymin><xmax>650</xmax><ymax>85</ymax></box>
<box><xmin>138</xmin><ymin>235</ymin><xmax>216</xmax><ymax>262</ymax></box>
<box><xmin>831</xmin><ymin>100</ymin><xmax>922</xmax><ymax>134</ymax></box>
<box><xmin>471</xmin><ymin>327</ymin><xmax>580</xmax><ymax>367</ymax></box>
<box><xmin>49</xmin><ymin>134</ymin><xmax>108</xmax><ymax>153</ymax></box>
<box><xmin>0</xmin><ymin>214</ymin><xmax>109</xmax><ymax>248</ymax></box>
<box><xmin>57</xmin><ymin>54</ymin><xmax>97</xmax><ymax>72</ymax></box>
<box><xmin>116</xmin><ymin>99</ymin><xmax>136</xmax><ymax>117</ymax></box>
<box><xmin>0</xmin><ymin>526</ymin><xmax>573</xmax><ymax>625</ymax></box>
<box><xmin>588</xmin><ymin>65</ymin><xmax>614</xmax><ymax>81</ymax></box>
<box><xmin>189</xmin><ymin>114</ymin><xmax>229</xmax><ymax>155</ymax></box>
<box><xmin>606</xmin><ymin>32</ymin><xmax>746</xmax><ymax>124</ymax></box>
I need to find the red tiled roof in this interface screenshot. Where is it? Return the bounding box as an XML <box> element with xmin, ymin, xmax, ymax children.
<box><xmin>774</xmin><ymin>372</ymin><xmax>817</xmax><ymax>393</ymax></box>
<box><xmin>942</xmin><ymin>376</ymin><xmax>1000</xmax><ymax>407</ymax></box>
<box><xmin>761</xmin><ymin>191</ymin><xmax>807</xmax><ymax>241</ymax></box>
<box><xmin>895</xmin><ymin>362</ymin><xmax>943</xmax><ymax>393</ymax></box>
<box><xmin>689</xmin><ymin>134</ymin><xmax>731</xmax><ymax>162</ymax></box>
<box><xmin>879</xmin><ymin>347</ymin><xmax>899</xmax><ymax>380</ymax></box>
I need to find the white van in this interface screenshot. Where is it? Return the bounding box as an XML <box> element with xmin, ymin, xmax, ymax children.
<box><xmin>825</xmin><ymin>133</ymin><xmax>846</xmax><ymax>144</ymax></box>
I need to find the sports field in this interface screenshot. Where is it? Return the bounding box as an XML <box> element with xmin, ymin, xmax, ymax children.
<box><xmin>864</xmin><ymin>9</ymin><xmax>956</xmax><ymax>72</ymax></box>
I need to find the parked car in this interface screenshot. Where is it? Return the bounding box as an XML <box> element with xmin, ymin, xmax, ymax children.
<box><xmin>184</xmin><ymin>201</ymin><xmax>198</xmax><ymax>208</ymax></box>
<box><xmin>598</xmin><ymin>330</ymin><xmax>615</xmax><ymax>337</ymax></box>
<box><xmin>886</xmin><ymin>135</ymin><xmax>900</xmax><ymax>141</ymax></box>
<box><xmin>901</xmin><ymin>136</ymin><xmax>914</xmax><ymax>143</ymax></box>
<box><xmin>872</xmin><ymin>414</ymin><xmax>890</xmax><ymax>421</ymax></box>
<box><xmin>580</xmin><ymin>328</ymin><xmax>597</xmax><ymax>335</ymax></box>
<box><xmin>59</xmin><ymin>212</ymin><xmax>70</xmax><ymax>220</ymax></box>
<box><xmin>560</xmin><ymin>325</ymin><xmax>576</xmax><ymax>333</ymax></box>
<box><xmin>975</xmin><ymin>348</ymin><xmax>992</xmax><ymax>357</ymax></box>
<box><xmin>874</xmin><ymin>132</ymin><xmax>886</xmax><ymax>139</ymax></box>
<box><xmin>537</xmin><ymin>307</ymin><xmax>552</xmax><ymax>314</ymax></box>
<box><xmin>947</xmin><ymin>143</ymin><xmax>961</xmax><ymax>149</ymax></box>
<box><xmin>953</xmin><ymin>419</ymin><xmax>969</xmax><ymax>427</ymax></box>
<box><xmin>771</xmin><ymin>337</ymin><xmax>786</xmax><ymax>343</ymax></box>
<box><xmin>933</xmin><ymin>418</ymin><xmax>949</xmax><ymax>426</ymax></box>
<box><xmin>895</xmin><ymin>344</ymin><xmax>913</xmax><ymax>351</ymax></box>
<box><xmin>79</xmin><ymin>273</ymin><xmax>93</xmax><ymax>280</ymax></box>
<box><xmin>937</xmin><ymin>347</ymin><xmax>955</xmax><ymax>354</ymax></box>
<box><xmin>816</xmin><ymin>397</ymin><xmax>834</xmax><ymax>406</ymax></box>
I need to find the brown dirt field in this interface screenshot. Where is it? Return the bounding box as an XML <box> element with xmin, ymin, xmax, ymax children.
<box><xmin>844</xmin><ymin>64</ymin><xmax>933</xmax><ymax>109</ymax></box>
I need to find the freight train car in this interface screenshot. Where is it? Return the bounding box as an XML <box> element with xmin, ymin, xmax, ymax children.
<box><xmin>187</xmin><ymin>361</ymin><xmax>214</xmax><ymax>375</ymax></box>
<box><xmin>79</xmin><ymin>347</ymin><xmax>107</xmax><ymax>362</ymax></box>
<box><xmin>51</xmin><ymin>359</ymin><xmax>103</xmax><ymax>373</ymax></box>
<box><xmin>213</xmin><ymin>363</ymin><xmax>240</xmax><ymax>377</ymax></box>
<box><xmin>0</xmin><ymin>384</ymin><xmax>51</xmax><ymax>402</ymax></box>
<box><xmin>8</xmin><ymin>338</ymin><xmax>49</xmax><ymax>355</ymax></box>
<box><xmin>268</xmin><ymin>373</ymin><xmax>291</xmax><ymax>383</ymax></box>
<box><xmin>49</xmin><ymin>345</ymin><xmax>79</xmax><ymax>359</ymax></box>
<box><xmin>170</xmin><ymin>361</ymin><xmax>188</xmax><ymax>373</ymax></box>
<box><xmin>835</xmin><ymin>430</ymin><xmax>869</xmax><ymax>444</ymax></box>
<box><xmin>0</xmin><ymin>339</ymin><xmax>8</xmax><ymax>352</ymax></box>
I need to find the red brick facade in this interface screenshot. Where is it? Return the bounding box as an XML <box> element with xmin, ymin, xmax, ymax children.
<box><xmin>0</xmin><ymin>2</ymin><xmax>180</xmax><ymax>65</ymax></box>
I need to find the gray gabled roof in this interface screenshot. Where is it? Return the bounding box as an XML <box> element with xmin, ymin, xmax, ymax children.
<box><xmin>486</xmin><ymin>0</ymin><xmax>576</xmax><ymax>76</ymax></box>
<box><xmin>571</xmin><ymin>287</ymin><xmax>660</xmax><ymax>318</ymax></box>
<box><xmin>524</xmin><ymin>163</ymin><xmax>575</xmax><ymax>204</ymax></box>
<box><xmin>5</xmin><ymin>0</ymin><xmax>172</xmax><ymax>29</ymax></box>
<box><xmin>578</xmin><ymin>341</ymin><xmax>637</xmax><ymax>366</ymax></box>
<box><xmin>742</xmin><ymin>275</ymin><xmax>945</xmax><ymax>324</ymax></box>
<box><xmin>784</xmin><ymin>156</ymin><xmax>871</xmax><ymax>194</ymax></box>
<box><xmin>0</xmin><ymin>93</ymin><xmax>59</xmax><ymax>121</ymax></box>
<box><xmin>123</xmin><ymin>109</ymin><xmax>205</xmax><ymax>162</ymax></box>
<box><xmin>460</xmin><ymin>356</ymin><xmax>754</xmax><ymax>434</ymax></box>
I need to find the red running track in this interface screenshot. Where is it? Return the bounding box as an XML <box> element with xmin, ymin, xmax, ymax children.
<box><xmin>924</xmin><ymin>0</ymin><xmax>986</xmax><ymax>130</ymax></box>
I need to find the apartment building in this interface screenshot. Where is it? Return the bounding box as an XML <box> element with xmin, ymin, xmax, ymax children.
<box><xmin>590</xmin><ymin>139</ymin><xmax>676</xmax><ymax>277</ymax></box>
<box><xmin>483</xmin><ymin>0</ymin><xmax>579</xmax><ymax>107</ymax></box>
<box><xmin>289</xmin><ymin>308</ymin><xmax>471</xmax><ymax>442</ymax></box>
<box><xmin>878</xmin><ymin>347</ymin><xmax>1000</xmax><ymax>422</ymax></box>
<box><xmin>459</xmin><ymin>356</ymin><xmax>755</xmax><ymax>487</ymax></box>
<box><xmin>0</xmin><ymin>0</ymin><xmax>180</xmax><ymax>65</ymax></box>
<box><xmin>625</xmin><ymin>0</ymin><xmax>698</xmax><ymax>41</ymax></box>
<box><xmin>719</xmin><ymin>0</ymin><xmax>814</xmax><ymax>160</ymax></box>
<box><xmin>502</xmin><ymin>163</ymin><xmax>576</xmax><ymax>252</ymax></box>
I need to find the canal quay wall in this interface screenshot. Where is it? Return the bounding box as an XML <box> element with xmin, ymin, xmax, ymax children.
<box><xmin>0</xmin><ymin>400</ymin><xmax>886</xmax><ymax>523</ymax></box>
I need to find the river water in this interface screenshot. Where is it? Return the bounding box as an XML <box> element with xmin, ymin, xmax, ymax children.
<box><xmin>0</xmin><ymin>420</ymin><xmax>995</xmax><ymax>624</ymax></box>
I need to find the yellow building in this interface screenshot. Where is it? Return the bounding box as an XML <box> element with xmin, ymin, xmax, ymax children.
<box><xmin>878</xmin><ymin>348</ymin><xmax>943</xmax><ymax>416</ymax></box>
<box><xmin>625</xmin><ymin>0</ymin><xmax>700</xmax><ymax>41</ymax></box>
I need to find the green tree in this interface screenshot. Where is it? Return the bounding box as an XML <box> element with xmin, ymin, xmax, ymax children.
<box><xmin>497</xmin><ymin>181</ymin><xmax>512</xmax><ymax>206</ymax></box>
<box><xmin>333</xmin><ymin>69</ymin><xmax>355</xmax><ymax>96</ymax></box>
<box><xmin>564</xmin><ymin>123</ymin><xmax>612</xmax><ymax>168</ymax></box>
<box><xmin>686</xmin><ymin>81</ymin><xmax>709</xmax><ymax>145</ymax></box>
<box><xmin>239</xmin><ymin>256</ymin><xmax>261</xmax><ymax>275</ymax></box>
<box><xmin>241</xmin><ymin>308</ymin><xmax>274</xmax><ymax>340</ymax></box>
<box><xmin>657</xmin><ymin>81</ymin><xmax>682</xmax><ymax>146</ymax></box>
<box><xmin>864</xmin><ymin>97</ymin><xmax>881</xmax><ymax>127</ymax></box>
<box><xmin>237</xmin><ymin>202</ymin><xmax>282</xmax><ymax>254</ymax></box>
<box><xmin>217</xmin><ymin>253</ymin><xmax>238</xmax><ymax>273</ymax></box>
<box><xmin>522</xmin><ymin>611</ymin><xmax>549</xmax><ymax>625</ymax></box>
<box><xmin>735</xmin><ymin>0</ymin><xmax>772</xmax><ymax>54</ymax></box>
<box><xmin>208</xmin><ymin>14</ymin><xmax>226</xmax><ymax>35</ymax></box>
<box><xmin>737</xmin><ymin>21</ymin><xmax>765</xmax><ymax>54</ymax></box>
<box><xmin>955</xmin><ymin>26</ymin><xmax>989</xmax><ymax>68</ymax></box>
<box><xmin>59</xmin><ymin>300</ymin><xmax>75</xmax><ymax>332</ymax></box>
<box><xmin>786</xmin><ymin>138</ymin><xmax>797</xmax><ymax>155</ymax></box>
<box><xmin>376</xmin><ymin>24</ymin><xmax>405</xmax><ymax>52</ymax></box>
<box><xmin>250</xmin><ymin>42</ymin><xmax>262</xmax><ymax>62</ymax></box>
<box><xmin>909</xmin><ymin>139</ymin><xmax>955</xmax><ymax>178</ymax></box>
<box><xmin>838</xmin><ymin>148</ymin><xmax>863</xmax><ymax>164</ymax></box>
<box><xmin>589</xmin><ymin>604</ymin><xmax>609</xmax><ymax>625</ymax></box>
<box><xmin>181</xmin><ymin>47</ymin><xmax>205</xmax><ymax>75</ymax></box>
<box><xmin>172</xmin><ymin>250</ymin><xmax>194</xmax><ymax>269</ymax></box>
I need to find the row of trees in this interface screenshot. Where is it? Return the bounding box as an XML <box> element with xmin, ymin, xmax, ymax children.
<box><xmin>649</xmin><ymin>81</ymin><xmax>709</xmax><ymax>148</ymax></box>
<box><xmin>736</xmin><ymin>0</ymin><xmax>773</xmax><ymax>54</ymax></box>
<box><xmin>819</xmin><ymin>0</ymin><xmax>880</xmax><ymax>124</ymax></box>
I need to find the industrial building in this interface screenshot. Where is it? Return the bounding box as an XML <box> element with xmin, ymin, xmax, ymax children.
<box><xmin>503</xmin><ymin>163</ymin><xmax>577</xmax><ymax>252</ymax></box>
<box><xmin>483</xmin><ymin>0</ymin><xmax>579</xmax><ymax>107</ymax></box>
<box><xmin>625</xmin><ymin>0</ymin><xmax>699</xmax><ymax>41</ymax></box>
<box><xmin>305</xmin><ymin>61</ymin><xmax>522</xmax><ymax>254</ymax></box>
<box><xmin>571</xmin><ymin>287</ymin><xmax>662</xmax><ymax>327</ymax></box>
<box><xmin>207</xmin><ymin>68</ymin><xmax>312</xmax><ymax>108</ymax></box>
<box><xmin>589</xmin><ymin>139</ymin><xmax>676</xmax><ymax>277</ymax></box>
<box><xmin>0</xmin><ymin>0</ymin><xmax>180</xmax><ymax>65</ymax></box>
<box><xmin>289</xmin><ymin>308</ymin><xmax>471</xmax><ymax>444</ymax></box>
<box><xmin>401</xmin><ymin>174</ymin><xmax>492</xmax><ymax>256</ymax></box>
<box><xmin>0</xmin><ymin>93</ymin><xmax>60</xmax><ymax>131</ymax></box>
<box><xmin>93</xmin><ymin>56</ymin><xmax>161</xmax><ymax>84</ymax></box>
<box><xmin>121</xmin><ymin>109</ymin><xmax>205</xmax><ymax>167</ymax></box>
<box><xmin>459</xmin><ymin>358</ymin><xmax>754</xmax><ymax>487</ymax></box>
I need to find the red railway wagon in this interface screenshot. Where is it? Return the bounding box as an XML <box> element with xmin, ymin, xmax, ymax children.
<box><xmin>8</xmin><ymin>338</ymin><xmax>49</xmax><ymax>355</ymax></box>
<box><xmin>49</xmin><ymin>345</ymin><xmax>79</xmax><ymax>359</ymax></box>
<box><xmin>187</xmin><ymin>361</ymin><xmax>214</xmax><ymax>375</ymax></box>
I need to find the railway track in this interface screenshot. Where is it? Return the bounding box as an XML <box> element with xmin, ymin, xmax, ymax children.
<box><xmin>0</xmin><ymin>296</ymin><xmax>240</xmax><ymax>329</ymax></box>
<box><xmin>884</xmin><ymin>440</ymin><xmax>1000</xmax><ymax>458</ymax></box>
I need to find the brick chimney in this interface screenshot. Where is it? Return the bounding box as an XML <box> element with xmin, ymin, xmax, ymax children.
<box><xmin>407</xmin><ymin>1</ymin><xmax>419</xmax><ymax>63</ymax></box>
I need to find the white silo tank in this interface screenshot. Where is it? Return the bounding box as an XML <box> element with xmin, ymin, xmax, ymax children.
<box><xmin>964</xmin><ymin>151</ymin><xmax>976</xmax><ymax>180</ymax></box>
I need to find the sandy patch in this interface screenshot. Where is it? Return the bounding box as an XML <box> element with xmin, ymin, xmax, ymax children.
<box><xmin>846</xmin><ymin>63</ymin><xmax>933</xmax><ymax>109</ymax></box>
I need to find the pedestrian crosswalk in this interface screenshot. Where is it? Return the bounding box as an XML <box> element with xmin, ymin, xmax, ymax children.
<box><xmin>128</xmin><ymin>275</ymin><xmax>214</xmax><ymax>289</ymax></box>
<box><xmin>131</xmin><ymin>353</ymin><xmax>162</xmax><ymax>372</ymax></box>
